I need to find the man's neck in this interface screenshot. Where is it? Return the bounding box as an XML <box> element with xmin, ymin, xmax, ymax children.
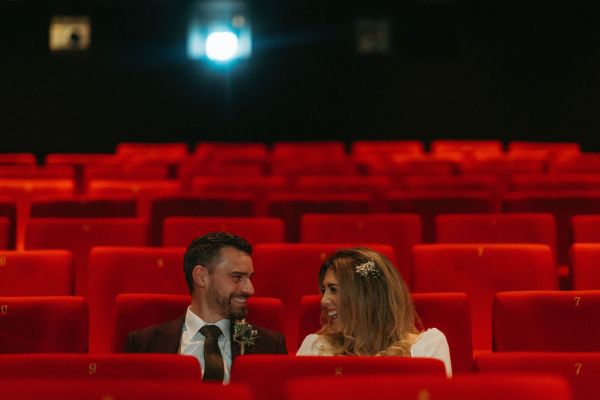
<box><xmin>189</xmin><ymin>302</ymin><xmax>226</xmax><ymax>324</ymax></box>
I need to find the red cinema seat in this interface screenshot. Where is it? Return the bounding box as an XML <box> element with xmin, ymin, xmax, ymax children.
<box><xmin>386</xmin><ymin>190</ymin><xmax>497</xmax><ymax>242</ymax></box>
<box><xmin>508</xmin><ymin>141</ymin><xmax>581</xmax><ymax>154</ymax></box>
<box><xmin>0</xmin><ymin>165</ymin><xmax>74</xmax><ymax>179</ymax></box>
<box><xmin>116</xmin><ymin>142</ymin><xmax>190</xmax><ymax>159</ymax></box>
<box><xmin>572</xmin><ymin>215</ymin><xmax>600</xmax><ymax>243</ymax></box>
<box><xmin>0</xmin><ymin>250</ymin><xmax>73</xmax><ymax>295</ymax></box>
<box><xmin>294</xmin><ymin>175</ymin><xmax>392</xmax><ymax>193</ymax></box>
<box><xmin>436</xmin><ymin>213</ymin><xmax>557</xmax><ymax>262</ymax></box>
<box><xmin>0</xmin><ymin>296</ymin><xmax>88</xmax><ymax>353</ymax></box>
<box><xmin>25</xmin><ymin>218</ymin><xmax>148</xmax><ymax>295</ymax></box>
<box><xmin>475</xmin><ymin>352</ymin><xmax>600</xmax><ymax>400</ymax></box>
<box><xmin>503</xmin><ymin>190</ymin><xmax>600</xmax><ymax>268</ymax></box>
<box><xmin>149</xmin><ymin>194</ymin><xmax>255</xmax><ymax>245</ymax></box>
<box><xmin>267</xmin><ymin>193</ymin><xmax>373</xmax><ymax>242</ymax></box>
<box><xmin>431</xmin><ymin>139</ymin><xmax>504</xmax><ymax>156</ymax></box>
<box><xmin>163</xmin><ymin>216</ymin><xmax>285</xmax><ymax>247</ymax></box>
<box><xmin>83</xmin><ymin>165</ymin><xmax>171</xmax><ymax>184</ymax></box>
<box><xmin>285</xmin><ymin>374</ymin><xmax>572</xmax><ymax>400</ymax></box>
<box><xmin>401</xmin><ymin>174</ymin><xmax>500</xmax><ymax>193</ymax></box>
<box><xmin>190</xmin><ymin>175</ymin><xmax>288</xmax><ymax>194</ymax></box>
<box><xmin>0</xmin><ymin>217</ymin><xmax>10</xmax><ymax>249</ymax></box>
<box><xmin>509</xmin><ymin>173</ymin><xmax>600</xmax><ymax>191</ymax></box>
<box><xmin>272</xmin><ymin>141</ymin><xmax>346</xmax><ymax>159</ymax></box>
<box><xmin>87</xmin><ymin>247</ymin><xmax>187</xmax><ymax>353</ymax></box>
<box><xmin>570</xmin><ymin>244</ymin><xmax>600</xmax><ymax>290</ymax></box>
<box><xmin>0</xmin><ymin>153</ymin><xmax>36</xmax><ymax>165</ymax></box>
<box><xmin>30</xmin><ymin>196</ymin><xmax>138</xmax><ymax>218</ymax></box>
<box><xmin>0</xmin><ymin>353</ymin><xmax>202</xmax><ymax>381</ymax></box>
<box><xmin>0</xmin><ymin>380</ymin><xmax>251</xmax><ymax>400</ymax></box>
<box><xmin>0</xmin><ymin>179</ymin><xmax>75</xmax><ymax>197</ymax></box>
<box><xmin>300</xmin><ymin>213</ymin><xmax>422</xmax><ymax>284</ymax></box>
<box><xmin>232</xmin><ymin>355</ymin><xmax>445</xmax><ymax>400</ymax></box>
<box><xmin>412</xmin><ymin>244</ymin><xmax>556</xmax><ymax>350</ymax></box>
<box><xmin>0</xmin><ymin>200</ymin><xmax>17</xmax><ymax>249</ymax></box>
<box><xmin>253</xmin><ymin>243</ymin><xmax>396</xmax><ymax>352</ymax></box>
<box><xmin>493</xmin><ymin>290</ymin><xmax>600</xmax><ymax>352</ymax></box>
<box><xmin>351</xmin><ymin>140</ymin><xmax>424</xmax><ymax>155</ymax></box>
<box><xmin>113</xmin><ymin>294</ymin><xmax>284</xmax><ymax>353</ymax></box>
<box><xmin>298</xmin><ymin>292</ymin><xmax>473</xmax><ymax>373</ymax></box>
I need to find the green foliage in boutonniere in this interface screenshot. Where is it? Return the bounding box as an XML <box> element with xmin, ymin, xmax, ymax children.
<box><xmin>233</xmin><ymin>319</ymin><xmax>259</xmax><ymax>355</ymax></box>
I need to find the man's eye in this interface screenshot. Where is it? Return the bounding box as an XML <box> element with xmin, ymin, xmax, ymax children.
<box><xmin>232</xmin><ymin>275</ymin><xmax>242</xmax><ymax>282</ymax></box>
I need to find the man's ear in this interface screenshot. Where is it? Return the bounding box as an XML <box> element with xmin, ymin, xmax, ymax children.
<box><xmin>192</xmin><ymin>265</ymin><xmax>208</xmax><ymax>288</ymax></box>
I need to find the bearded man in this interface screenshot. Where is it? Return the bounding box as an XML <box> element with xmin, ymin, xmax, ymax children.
<box><xmin>127</xmin><ymin>232</ymin><xmax>287</xmax><ymax>382</ymax></box>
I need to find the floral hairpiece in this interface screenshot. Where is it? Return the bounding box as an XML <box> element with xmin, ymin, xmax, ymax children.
<box><xmin>233</xmin><ymin>319</ymin><xmax>259</xmax><ymax>355</ymax></box>
<box><xmin>355</xmin><ymin>259</ymin><xmax>381</xmax><ymax>278</ymax></box>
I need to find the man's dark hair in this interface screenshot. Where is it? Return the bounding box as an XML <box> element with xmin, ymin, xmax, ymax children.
<box><xmin>183</xmin><ymin>232</ymin><xmax>252</xmax><ymax>292</ymax></box>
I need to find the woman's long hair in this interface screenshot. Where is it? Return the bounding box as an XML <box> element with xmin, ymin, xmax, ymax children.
<box><xmin>318</xmin><ymin>247</ymin><xmax>419</xmax><ymax>356</ymax></box>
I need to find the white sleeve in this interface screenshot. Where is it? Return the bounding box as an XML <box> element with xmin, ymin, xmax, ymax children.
<box><xmin>411</xmin><ymin>328</ymin><xmax>453</xmax><ymax>377</ymax></box>
<box><xmin>296</xmin><ymin>334</ymin><xmax>319</xmax><ymax>356</ymax></box>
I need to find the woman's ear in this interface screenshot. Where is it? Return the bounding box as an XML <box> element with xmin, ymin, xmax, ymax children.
<box><xmin>192</xmin><ymin>265</ymin><xmax>208</xmax><ymax>288</ymax></box>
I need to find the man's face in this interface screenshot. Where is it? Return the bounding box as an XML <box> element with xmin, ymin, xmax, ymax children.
<box><xmin>205</xmin><ymin>246</ymin><xmax>255</xmax><ymax>320</ymax></box>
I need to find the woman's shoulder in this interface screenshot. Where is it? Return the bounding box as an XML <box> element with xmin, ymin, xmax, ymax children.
<box><xmin>411</xmin><ymin>328</ymin><xmax>449</xmax><ymax>355</ymax></box>
<box><xmin>296</xmin><ymin>334</ymin><xmax>333</xmax><ymax>356</ymax></box>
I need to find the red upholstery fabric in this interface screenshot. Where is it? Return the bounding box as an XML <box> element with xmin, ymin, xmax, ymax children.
<box><xmin>0</xmin><ymin>217</ymin><xmax>10</xmax><ymax>249</ymax></box>
<box><xmin>0</xmin><ymin>179</ymin><xmax>75</xmax><ymax>197</ymax></box>
<box><xmin>0</xmin><ymin>153</ymin><xmax>37</xmax><ymax>164</ymax></box>
<box><xmin>0</xmin><ymin>250</ymin><xmax>73</xmax><ymax>295</ymax></box>
<box><xmin>431</xmin><ymin>139</ymin><xmax>504</xmax><ymax>155</ymax></box>
<box><xmin>272</xmin><ymin>141</ymin><xmax>346</xmax><ymax>159</ymax></box>
<box><xmin>0</xmin><ymin>296</ymin><xmax>88</xmax><ymax>353</ymax></box>
<box><xmin>570</xmin><ymin>244</ymin><xmax>600</xmax><ymax>290</ymax></box>
<box><xmin>0</xmin><ymin>381</ymin><xmax>251</xmax><ymax>400</ymax></box>
<box><xmin>25</xmin><ymin>218</ymin><xmax>148</xmax><ymax>295</ymax></box>
<box><xmin>509</xmin><ymin>173</ymin><xmax>600</xmax><ymax>191</ymax></box>
<box><xmin>412</xmin><ymin>244</ymin><xmax>556</xmax><ymax>350</ymax></box>
<box><xmin>493</xmin><ymin>290</ymin><xmax>600</xmax><ymax>352</ymax></box>
<box><xmin>294</xmin><ymin>175</ymin><xmax>392</xmax><ymax>193</ymax></box>
<box><xmin>115</xmin><ymin>142</ymin><xmax>189</xmax><ymax>159</ymax></box>
<box><xmin>502</xmin><ymin>190</ymin><xmax>600</xmax><ymax>266</ymax></box>
<box><xmin>0</xmin><ymin>353</ymin><xmax>201</xmax><ymax>380</ymax></box>
<box><xmin>0</xmin><ymin>200</ymin><xmax>17</xmax><ymax>249</ymax></box>
<box><xmin>297</xmin><ymin>292</ymin><xmax>473</xmax><ymax>373</ymax></box>
<box><xmin>233</xmin><ymin>355</ymin><xmax>445</xmax><ymax>400</ymax></box>
<box><xmin>163</xmin><ymin>217</ymin><xmax>285</xmax><ymax>247</ymax></box>
<box><xmin>30</xmin><ymin>196</ymin><xmax>138</xmax><ymax>218</ymax></box>
<box><xmin>386</xmin><ymin>190</ymin><xmax>497</xmax><ymax>242</ymax></box>
<box><xmin>87</xmin><ymin>247</ymin><xmax>187</xmax><ymax>353</ymax></box>
<box><xmin>475</xmin><ymin>352</ymin><xmax>600</xmax><ymax>400</ymax></box>
<box><xmin>300</xmin><ymin>213</ymin><xmax>422</xmax><ymax>284</ymax></box>
<box><xmin>190</xmin><ymin>175</ymin><xmax>288</xmax><ymax>194</ymax></box>
<box><xmin>267</xmin><ymin>193</ymin><xmax>373</xmax><ymax>242</ymax></box>
<box><xmin>436</xmin><ymin>213</ymin><xmax>557</xmax><ymax>262</ymax></box>
<box><xmin>252</xmin><ymin>243</ymin><xmax>396</xmax><ymax>352</ymax></box>
<box><xmin>285</xmin><ymin>374</ymin><xmax>572</xmax><ymax>400</ymax></box>
<box><xmin>112</xmin><ymin>294</ymin><xmax>284</xmax><ymax>352</ymax></box>
<box><xmin>572</xmin><ymin>215</ymin><xmax>600</xmax><ymax>243</ymax></box>
<box><xmin>149</xmin><ymin>194</ymin><xmax>255</xmax><ymax>245</ymax></box>
<box><xmin>351</xmin><ymin>140</ymin><xmax>424</xmax><ymax>155</ymax></box>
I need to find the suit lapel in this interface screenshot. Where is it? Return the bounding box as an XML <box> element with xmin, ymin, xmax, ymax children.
<box><xmin>158</xmin><ymin>315</ymin><xmax>185</xmax><ymax>354</ymax></box>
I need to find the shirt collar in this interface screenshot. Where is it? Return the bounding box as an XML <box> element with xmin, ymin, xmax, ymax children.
<box><xmin>184</xmin><ymin>306</ymin><xmax>231</xmax><ymax>340</ymax></box>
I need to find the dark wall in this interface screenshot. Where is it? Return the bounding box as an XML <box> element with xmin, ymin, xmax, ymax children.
<box><xmin>2</xmin><ymin>0</ymin><xmax>600</xmax><ymax>154</ymax></box>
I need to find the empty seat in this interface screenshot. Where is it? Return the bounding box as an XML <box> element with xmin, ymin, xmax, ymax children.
<box><xmin>0</xmin><ymin>178</ymin><xmax>75</xmax><ymax>197</ymax></box>
<box><xmin>572</xmin><ymin>215</ymin><xmax>600</xmax><ymax>243</ymax></box>
<box><xmin>267</xmin><ymin>193</ymin><xmax>373</xmax><ymax>242</ymax></box>
<box><xmin>149</xmin><ymin>194</ymin><xmax>255</xmax><ymax>245</ymax></box>
<box><xmin>300</xmin><ymin>213</ymin><xmax>422</xmax><ymax>284</ymax></box>
<box><xmin>0</xmin><ymin>250</ymin><xmax>73</xmax><ymax>295</ymax></box>
<box><xmin>87</xmin><ymin>247</ymin><xmax>187</xmax><ymax>353</ymax></box>
<box><xmin>112</xmin><ymin>294</ymin><xmax>284</xmax><ymax>352</ymax></box>
<box><xmin>386</xmin><ymin>190</ymin><xmax>497</xmax><ymax>242</ymax></box>
<box><xmin>0</xmin><ymin>353</ymin><xmax>202</xmax><ymax>380</ymax></box>
<box><xmin>272</xmin><ymin>141</ymin><xmax>346</xmax><ymax>159</ymax></box>
<box><xmin>493</xmin><ymin>290</ymin><xmax>600</xmax><ymax>352</ymax></box>
<box><xmin>0</xmin><ymin>153</ymin><xmax>37</xmax><ymax>165</ymax></box>
<box><xmin>233</xmin><ymin>355</ymin><xmax>445</xmax><ymax>400</ymax></box>
<box><xmin>30</xmin><ymin>196</ymin><xmax>138</xmax><ymax>218</ymax></box>
<box><xmin>475</xmin><ymin>352</ymin><xmax>600</xmax><ymax>400</ymax></box>
<box><xmin>509</xmin><ymin>173</ymin><xmax>600</xmax><ymax>191</ymax></box>
<box><xmin>412</xmin><ymin>244</ymin><xmax>556</xmax><ymax>350</ymax></box>
<box><xmin>570</xmin><ymin>243</ymin><xmax>600</xmax><ymax>289</ymax></box>
<box><xmin>431</xmin><ymin>140</ymin><xmax>504</xmax><ymax>156</ymax></box>
<box><xmin>298</xmin><ymin>292</ymin><xmax>473</xmax><ymax>373</ymax></box>
<box><xmin>252</xmin><ymin>243</ymin><xmax>396</xmax><ymax>352</ymax></box>
<box><xmin>436</xmin><ymin>213</ymin><xmax>557</xmax><ymax>262</ymax></box>
<box><xmin>25</xmin><ymin>218</ymin><xmax>148</xmax><ymax>295</ymax></box>
<box><xmin>0</xmin><ymin>296</ymin><xmax>88</xmax><ymax>353</ymax></box>
<box><xmin>351</xmin><ymin>140</ymin><xmax>424</xmax><ymax>155</ymax></box>
<box><xmin>116</xmin><ymin>142</ymin><xmax>190</xmax><ymax>159</ymax></box>
<box><xmin>503</xmin><ymin>190</ymin><xmax>600</xmax><ymax>267</ymax></box>
<box><xmin>0</xmin><ymin>380</ymin><xmax>251</xmax><ymax>400</ymax></box>
<box><xmin>163</xmin><ymin>217</ymin><xmax>285</xmax><ymax>247</ymax></box>
<box><xmin>285</xmin><ymin>374</ymin><xmax>572</xmax><ymax>400</ymax></box>
<box><xmin>0</xmin><ymin>217</ymin><xmax>10</xmax><ymax>249</ymax></box>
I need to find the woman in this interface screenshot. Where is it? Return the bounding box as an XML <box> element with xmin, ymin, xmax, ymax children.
<box><xmin>296</xmin><ymin>247</ymin><xmax>452</xmax><ymax>376</ymax></box>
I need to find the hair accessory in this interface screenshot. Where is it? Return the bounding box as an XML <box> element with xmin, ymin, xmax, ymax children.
<box><xmin>355</xmin><ymin>259</ymin><xmax>381</xmax><ymax>278</ymax></box>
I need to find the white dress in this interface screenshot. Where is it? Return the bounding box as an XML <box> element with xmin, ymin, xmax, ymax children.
<box><xmin>296</xmin><ymin>328</ymin><xmax>452</xmax><ymax>376</ymax></box>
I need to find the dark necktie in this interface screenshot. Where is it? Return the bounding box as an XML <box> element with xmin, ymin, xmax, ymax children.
<box><xmin>200</xmin><ymin>325</ymin><xmax>224</xmax><ymax>381</ymax></box>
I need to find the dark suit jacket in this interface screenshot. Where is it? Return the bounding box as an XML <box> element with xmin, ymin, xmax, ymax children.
<box><xmin>127</xmin><ymin>314</ymin><xmax>287</xmax><ymax>357</ymax></box>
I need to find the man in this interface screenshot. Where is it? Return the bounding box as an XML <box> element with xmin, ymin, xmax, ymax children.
<box><xmin>127</xmin><ymin>232</ymin><xmax>287</xmax><ymax>382</ymax></box>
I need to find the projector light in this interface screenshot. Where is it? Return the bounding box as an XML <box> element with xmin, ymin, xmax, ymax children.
<box><xmin>205</xmin><ymin>31</ymin><xmax>239</xmax><ymax>61</ymax></box>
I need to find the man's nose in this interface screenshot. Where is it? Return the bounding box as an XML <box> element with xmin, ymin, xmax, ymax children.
<box><xmin>242</xmin><ymin>279</ymin><xmax>254</xmax><ymax>296</ymax></box>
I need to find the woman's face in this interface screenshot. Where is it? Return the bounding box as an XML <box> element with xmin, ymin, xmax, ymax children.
<box><xmin>320</xmin><ymin>268</ymin><xmax>342</xmax><ymax>331</ymax></box>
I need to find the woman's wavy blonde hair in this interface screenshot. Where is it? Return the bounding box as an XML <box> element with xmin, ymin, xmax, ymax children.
<box><xmin>318</xmin><ymin>247</ymin><xmax>419</xmax><ymax>356</ymax></box>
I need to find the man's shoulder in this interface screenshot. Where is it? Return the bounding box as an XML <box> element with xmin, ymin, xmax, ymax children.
<box><xmin>127</xmin><ymin>315</ymin><xmax>185</xmax><ymax>353</ymax></box>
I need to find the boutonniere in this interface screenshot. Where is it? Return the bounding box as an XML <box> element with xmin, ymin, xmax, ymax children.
<box><xmin>233</xmin><ymin>319</ymin><xmax>258</xmax><ymax>355</ymax></box>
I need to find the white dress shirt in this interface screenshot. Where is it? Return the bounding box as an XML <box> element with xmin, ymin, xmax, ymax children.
<box><xmin>179</xmin><ymin>307</ymin><xmax>232</xmax><ymax>383</ymax></box>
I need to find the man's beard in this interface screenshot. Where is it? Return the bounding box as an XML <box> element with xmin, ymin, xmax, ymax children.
<box><xmin>207</xmin><ymin>283</ymin><xmax>248</xmax><ymax>320</ymax></box>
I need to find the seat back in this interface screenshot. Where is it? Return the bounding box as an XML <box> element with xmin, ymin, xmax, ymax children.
<box><xmin>0</xmin><ymin>296</ymin><xmax>88</xmax><ymax>353</ymax></box>
<box><xmin>0</xmin><ymin>250</ymin><xmax>73</xmax><ymax>295</ymax></box>
<box><xmin>25</xmin><ymin>218</ymin><xmax>148</xmax><ymax>295</ymax></box>
<box><xmin>570</xmin><ymin>243</ymin><xmax>600</xmax><ymax>289</ymax></box>
<box><xmin>87</xmin><ymin>247</ymin><xmax>187</xmax><ymax>353</ymax></box>
<box><xmin>493</xmin><ymin>290</ymin><xmax>600</xmax><ymax>351</ymax></box>
<box><xmin>412</xmin><ymin>244</ymin><xmax>556</xmax><ymax>350</ymax></box>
